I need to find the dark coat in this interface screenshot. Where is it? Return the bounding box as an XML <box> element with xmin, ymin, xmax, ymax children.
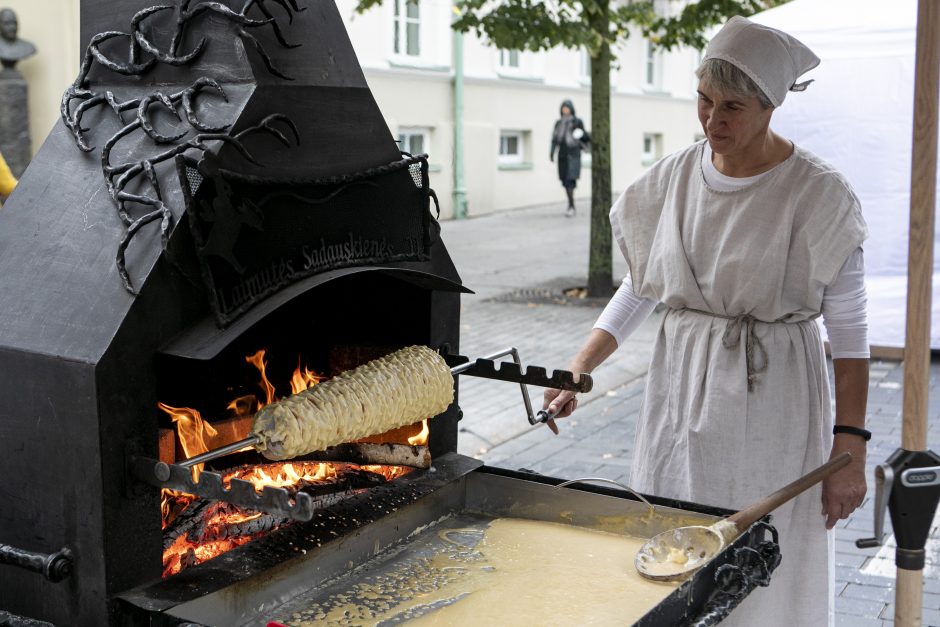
<box><xmin>550</xmin><ymin>100</ymin><xmax>590</xmax><ymax>184</ymax></box>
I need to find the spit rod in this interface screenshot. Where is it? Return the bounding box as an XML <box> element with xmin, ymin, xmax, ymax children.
<box><xmin>178</xmin><ymin>348</ymin><xmax>568</xmax><ymax>468</ymax></box>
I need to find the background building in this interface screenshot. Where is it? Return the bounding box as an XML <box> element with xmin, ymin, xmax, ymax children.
<box><xmin>6</xmin><ymin>0</ymin><xmax>702</xmax><ymax>218</ymax></box>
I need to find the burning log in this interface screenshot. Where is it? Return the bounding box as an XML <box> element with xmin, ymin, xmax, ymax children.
<box><xmin>199</xmin><ymin>512</ymin><xmax>287</xmax><ymax>544</ymax></box>
<box><xmin>162</xmin><ymin>465</ymin><xmax>396</xmax><ymax>570</ymax></box>
<box><xmin>301</xmin><ymin>443</ymin><xmax>431</xmax><ymax>469</ymax></box>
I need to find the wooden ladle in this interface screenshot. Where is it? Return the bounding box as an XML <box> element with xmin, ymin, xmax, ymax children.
<box><xmin>634</xmin><ymin>452</ymin><xmax>853</xmax><ymax>582</ymax></box>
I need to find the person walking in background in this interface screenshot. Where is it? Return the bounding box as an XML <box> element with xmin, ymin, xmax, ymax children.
<box><xmin>543</xmin><ymin>16</ymin><xmax>869</xmax><ymax>627</ymax></box>
<box><xmin>0</xmin><ymin>150</ymin><xmax>16</xmax><ymax>206</ymax></box>
<box><xmin>550</xmin><ymin>100</ymin><xmax>589</xmax><ymax>217</ymax></box>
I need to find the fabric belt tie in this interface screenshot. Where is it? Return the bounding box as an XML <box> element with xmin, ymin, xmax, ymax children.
<box><xmin>678</xmin><ymin>308</ymin><xmax>779</xmax><ymax>392</ymax></box>
<box><xmin>720</xmin><ymin>314</ymin><xmax>768</xmax><ymax>392</ymax></box>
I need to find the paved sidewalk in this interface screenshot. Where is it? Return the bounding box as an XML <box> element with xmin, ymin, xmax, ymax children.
<box><xmin>440</xmin><ymin>201</ymin><xmax>940</xmax><ymax>626</ymax></box>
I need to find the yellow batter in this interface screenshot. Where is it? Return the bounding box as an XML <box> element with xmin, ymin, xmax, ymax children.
<box><xmin>279</xmin><ymin>518</ymin><xmax>677</xmax><ymax>626</ymax></box>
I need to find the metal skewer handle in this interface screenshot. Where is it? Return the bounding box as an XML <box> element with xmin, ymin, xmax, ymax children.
<box><xmin>532</xmin><ymin>407</ymin><xmax>558</xmax><ymax>426</ymax></box>
<box><xmin>450</xmin><ymin>346</ymin><xmax>536</xmax><ymax>425</ymax></box>
<box><xmin>177</xmin><ymin>434</ymin><xmax>261</xmax><ymax>468</ymax></box>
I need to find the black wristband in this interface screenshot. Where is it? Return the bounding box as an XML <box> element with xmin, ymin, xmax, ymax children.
<box><xmin>833</xmin><ymin>425</ymin><xmax>871</xmax><ymax>441</ymax></box>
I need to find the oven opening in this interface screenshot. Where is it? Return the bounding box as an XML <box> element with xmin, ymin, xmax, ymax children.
<box><xmin>155</xmin><ymin>272</ymin><xmax>437</xmax><ymax>577</ymax></box>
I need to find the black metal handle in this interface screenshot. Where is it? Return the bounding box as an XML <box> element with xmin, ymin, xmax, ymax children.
<box><xmin>855</xmin><ymin>538</ymin><xmax>882</xmax><ymax>549</ymax></box>
<box><xmin>0</xmin><ymin>543</ymin><xmax>73</xmax><ymax>582</ymax></box>
<box><xmin>532</xmin><ymin>408</ymin><xmax>558</xmax><ymax>426</ymax></box>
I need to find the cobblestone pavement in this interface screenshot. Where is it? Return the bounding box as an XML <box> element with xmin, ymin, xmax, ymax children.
<box><xmin>441</xmin><ymin>201</ymin><xmax>940</xmax><ymax>626</ymax></box>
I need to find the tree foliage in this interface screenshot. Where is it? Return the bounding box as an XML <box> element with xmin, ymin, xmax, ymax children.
<box><xmin>354</xmin><ymin>0</ymin><xmax>789</xmax><ymax>296</ymax></box>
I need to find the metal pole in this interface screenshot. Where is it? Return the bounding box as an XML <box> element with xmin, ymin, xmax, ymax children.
<box><xmin>897</xmin><ymin>0</ymin><xmax>940</xmax><ymax>624</ymax></box>
<box><xmin>451</xmin><ymin>9</ymin><xmax>468</xmax><ymax>219</ymax></box>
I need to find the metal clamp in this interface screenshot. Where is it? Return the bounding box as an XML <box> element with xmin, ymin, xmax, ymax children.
<box><xmin>856</xmin><ymin>449</ymin><xmax>940</xmax><ymax>566</ymax></box>
<box><xmin>856</xmin><ymin>463</ymin><xmax>894</xmax><ymax>549</ymax></box>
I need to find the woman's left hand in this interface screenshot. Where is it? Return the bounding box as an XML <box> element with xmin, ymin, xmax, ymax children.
<box><xmin>821</xmin><ymin>435</ymin><xmax>868</xmax><ymax>529</ymax></box>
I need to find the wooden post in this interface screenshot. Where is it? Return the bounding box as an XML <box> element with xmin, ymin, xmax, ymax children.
<box><xmin>898</xmin><ymin>0</ymin><xmax>940</xmax><ymax>624</ymax></box>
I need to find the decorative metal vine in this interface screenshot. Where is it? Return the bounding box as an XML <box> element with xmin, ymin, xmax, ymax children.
<box><xmin>60</xmin><ymin>0</ymin><xmax>304</xmax><ymax>294</ymax></box>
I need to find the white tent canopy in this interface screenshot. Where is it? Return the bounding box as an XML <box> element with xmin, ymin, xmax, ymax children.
<box><xmin>752</xmin><ymin>0</ymin><xmax>940</xmax><ymax>349</ymax></box>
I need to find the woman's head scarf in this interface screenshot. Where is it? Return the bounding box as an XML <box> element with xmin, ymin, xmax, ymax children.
<box><xmin>702</xmin><ymin>16</ymin><xmax>819</xmax><ymax>107</ymax></box>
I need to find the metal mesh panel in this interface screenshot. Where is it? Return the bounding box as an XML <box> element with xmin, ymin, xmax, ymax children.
<box><xmin>185</xmin><ymin>166</ymin><xmax>203</xmax><ymax>195</ymax></box>
<box><xmin>408</xmin><ymin>162</ymin><xmax>423</xmax><ymax>189</ymax></box>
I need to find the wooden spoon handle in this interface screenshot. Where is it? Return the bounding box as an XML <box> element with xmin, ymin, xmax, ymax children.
<box><xmin>726</xmin><ymin>452</ymin><xmax>853</xmax><ymax>531</ymax></box>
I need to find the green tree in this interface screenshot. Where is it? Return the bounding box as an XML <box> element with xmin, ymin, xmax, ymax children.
<box><xmin>356</xmin><ymin>0</ymin><xmax>788</xmax><ymax>296</ymax></box>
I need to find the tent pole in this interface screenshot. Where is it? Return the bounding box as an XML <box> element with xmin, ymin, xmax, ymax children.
<box><xmin>898</xmin><ymin>0</ymin><xmax>939</xmax><ymax>624</ymax></box>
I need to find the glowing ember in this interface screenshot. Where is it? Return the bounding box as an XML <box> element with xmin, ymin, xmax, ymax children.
<box><xmin>160</xmin><ymin>461</ymin><xmax>414</xmax><ymax>577</ymax></box>
<box><xmin>227</xmin><ymin>462</ymin><xmax>337</xmax><ymax>489</ymax></box>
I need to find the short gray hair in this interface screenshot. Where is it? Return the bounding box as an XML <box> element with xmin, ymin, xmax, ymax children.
<box><xmin>695</xmin><ymin>58</ymin><xmax>773</xmax><ymax>109</ymax></box>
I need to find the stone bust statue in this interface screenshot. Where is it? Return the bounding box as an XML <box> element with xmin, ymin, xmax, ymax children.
<box><xmin>0</xmin><ymin>8</ymin><xmax>36</xmax><ymax>70</ymax></box>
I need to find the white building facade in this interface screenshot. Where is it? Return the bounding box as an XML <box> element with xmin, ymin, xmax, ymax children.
<box><xmin>6</xmin><ymin>0</ymin><xmax>703</xmax><ymax>220</ymax></box>
<box><xmin>337</xmin><ymin>0</ymin><xmax>705</xmax><ymax>218</ymax></box>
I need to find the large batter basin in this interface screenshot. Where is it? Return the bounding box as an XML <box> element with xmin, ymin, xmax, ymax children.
<box><xmin>117</xmin><ymin>455</ymin><xmax>779</xmax><ymax>625</ymax></box>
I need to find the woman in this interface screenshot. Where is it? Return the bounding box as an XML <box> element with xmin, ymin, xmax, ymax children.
<box><xmin>544</xmin><ymin>17</ymin><xmax>868</xmax><ymax>627</ymax></box>
<box><xmin>550</xmin><ymin>100</ymin><xmax>589</xmax><ymax>217</ymax></box>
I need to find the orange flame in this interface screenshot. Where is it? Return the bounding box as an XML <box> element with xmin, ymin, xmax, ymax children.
<box><xmin>407</xmin><ymin>419</ymin><xmax>429</xmax><ymax>446</ymax></box>
<box><xmin>246</xmin><ymin>349</ymin><xmax>276</xmax><ymax>408</ymax></box>
<box><xmin>290</xmin><ymin>357</ymin><xmax>326</xmax><ymax>395</ymax></box>
<box><xmin>158</xmin><ymin>403</ymin><xmax>217</xmax><ymax>481</ymax></box>
<box><xmin>226</xmin><ymin>394</ymin><xmax>258</xmax><ymax>418</ymax></box>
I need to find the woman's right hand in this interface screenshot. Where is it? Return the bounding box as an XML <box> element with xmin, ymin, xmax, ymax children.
<box><xmin>542</xmin><ymin>388</ymin><xmax>579</xmax><ymax>435</ymax></box>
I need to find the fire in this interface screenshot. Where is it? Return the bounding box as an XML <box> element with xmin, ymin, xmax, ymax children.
<box><xmin>245</xmin><ymin>349</ymin><xmax>277</xmax><ymax>408</ymax></box>
<box><xmin>228</xmin><ymin>462</ymin><xmax>337</xmax><ymax>488</ymax></box>
<box><xmin>157</xmin><ymin>349</ymin><xmax>425</xmax><ymax>577</ymax></box>
<box><xmin>290</xmin><ymin>357</ymin><xmax>326</xmax><ymax>395</ymax></box>
<box><xmin>158</xmin><ymin>403</ymin><xmax>218</xmax><ymax>473</ymax></box>
<box><xmin>161</xmin><ymin>461</ymin><xmax>414</xmax><ymax>577</ymax></box>
<box><xmin>408</xmin><ymin>419</ymin><xmax>429</xmax><ymax>446</ymax></box>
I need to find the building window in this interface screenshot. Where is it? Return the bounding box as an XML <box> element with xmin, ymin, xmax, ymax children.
<box><xmin>398</xmin><ymin>127</ymin><xmax>430</xmax><ymax>155</ymax></box>
<box><xmin>499</xmin><ymin>131</ymin><xmax>524</xmax><ymax>164</ymax></box>
<box><xmin>642</xmin><ymin>133</ymin><xmax>662</xmax><ymax>165</ymax></box>
<box><xmin>499</xmin><ymin>49</ymin><xmax>521</xmax><ymax>69</ymax></box>
<box><xmin>393</xmin><ymin>0</ymin><xmax>420</xmax><ymax>57</ymax></box>
<box><xmin>644</xmin><ymin>39</ymin><xmax>660</xmax><ymax>88</ymax></box>
<box><xmin>580</xmin><ymin>47</ymin><xmax>591</xmax><ymax>83</ymax></box>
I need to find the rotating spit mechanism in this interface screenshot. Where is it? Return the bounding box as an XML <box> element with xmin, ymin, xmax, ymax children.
<box><xmin>856</xmin><ymin>448</ymin><xmax>940</xmax><ymax>571</ymax></box>
<box><xmin>130</xmin><ymin>346</ymin><xmax>593</xmax><ymax>522</ymax></box>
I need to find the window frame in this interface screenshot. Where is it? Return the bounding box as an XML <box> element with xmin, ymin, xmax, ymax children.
<box><xmin>642</xmin><ymin>132</ymin><xmax>662</xmax><ymax>165</ymax></box>
<box><xmin>499</xmin><ymin>49</ymin><xmax>521</xmax><ymax>69</ymax></box>
<box><xmin>398</xmin><ymin>126</ymin><xmax>431</xmax><ymax>156</ymax></box>
<box><xmin>392</xmin><ymin>0</ymin><xmax>422</xmax><ymax>59</ymax></box>
<box><xmin>498</xmin><ymin>130</ymin><xmax>525</xmax><ymax>165</ymax></box>
<box><xmin>643</xmin><ymin>39</ymin><xmax>661</xmax><ymax>90</ymax></box>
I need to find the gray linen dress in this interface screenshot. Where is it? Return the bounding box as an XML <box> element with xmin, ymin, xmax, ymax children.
<box><xmin>610</xmin><ymin>140</ymin><xmax>867</xmax><ymax>626</ymax></box>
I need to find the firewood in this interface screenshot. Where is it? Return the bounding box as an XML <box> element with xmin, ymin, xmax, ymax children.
<box><xmin>301</xmin><ymin>443</ymin><xmax>431</xmax><ymax>468</ymax></box>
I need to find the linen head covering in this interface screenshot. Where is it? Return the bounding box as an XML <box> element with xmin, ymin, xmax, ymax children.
<box><xmin>702</xmin><ymin>16</ymin><xmax>819</xmax><ymax>107</ymax></box>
